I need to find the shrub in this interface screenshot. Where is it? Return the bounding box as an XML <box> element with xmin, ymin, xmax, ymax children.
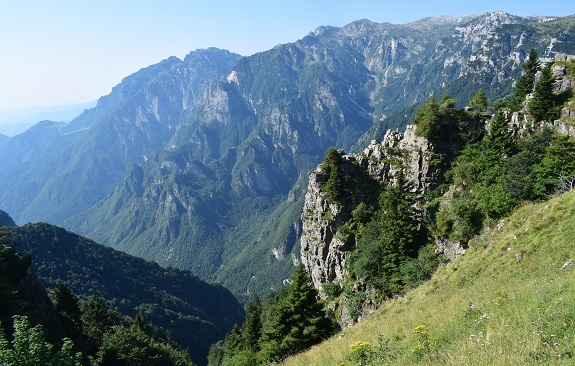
<box><xmin>400</xmin><ymin>245</ymin><xmax>440</xmax><ymax>289</ymax></box>
<box><xmin>346</xmin><ymin>341</ymin><xmax>373</xmax><ymax>365</ymax></box>
<box><xmin>322</xmin><ymin>281</ymin><xmax>342</xmax><ymax>300</ymax></box>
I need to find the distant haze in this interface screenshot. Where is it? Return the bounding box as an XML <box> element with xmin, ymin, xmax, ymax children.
<box><xmin>0</xmin><ymin>101</ymin><xmax>96</xmax><ymax>136</ymax></box>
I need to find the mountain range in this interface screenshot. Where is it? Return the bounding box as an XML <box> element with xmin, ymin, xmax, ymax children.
<box><xmin>1</xmin><ymin>12</ymin><xmax>574</xmax><ymax>301</ymax></box>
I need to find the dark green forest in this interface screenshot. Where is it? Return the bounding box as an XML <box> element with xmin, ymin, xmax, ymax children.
<box><xmin>1</xmin><ymin>238</ymin><xmax>194</xmax><ymax>365</ymax></box>
<box><xmin>0</xmin><ymin>222</ymin><xmax>244</xmax><ymax>365</ymax></box>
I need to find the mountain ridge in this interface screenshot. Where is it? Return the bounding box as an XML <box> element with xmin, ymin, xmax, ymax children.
<box><xmin>0</xmin><ymin>13</ymin><xmax>574</xmax><ymax>301</ymax></box>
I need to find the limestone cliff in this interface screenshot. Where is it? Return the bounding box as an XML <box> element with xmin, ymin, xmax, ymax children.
<box><xmin>300</xmin><ymin>125</ymin><xmax>443</xmax><ymax>291</ymax></box>
<box><xmin>301</xmin><ymin>52</ymin><xmax>575</xmax><ymax>305</ymax></box>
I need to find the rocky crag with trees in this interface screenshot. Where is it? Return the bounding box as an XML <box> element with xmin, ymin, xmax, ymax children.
<box><xmin>300</xmin><ymin>51</ymin><xmax>575</xmax><ymax>326</ymax></box>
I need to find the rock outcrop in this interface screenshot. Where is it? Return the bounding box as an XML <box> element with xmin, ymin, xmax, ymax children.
<box><xmin>300</xmin><ymin>125</ymin><xmax>441</xmax><ymax>291</ymax></box>
<box><xmin>511</xmin><ymin>53</ymin><xmax>575</xmax><ymax>137</ymax></box>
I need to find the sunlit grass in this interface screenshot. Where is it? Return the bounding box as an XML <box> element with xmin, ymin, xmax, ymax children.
<box><xmin>283</xmin><ymin>192</ymin><xmax>575</xmax><ymax>365</ymax></box>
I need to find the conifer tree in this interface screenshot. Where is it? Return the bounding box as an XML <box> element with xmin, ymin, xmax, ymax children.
<box><xmin>484</xmin><ymin>110</ymin><xmax>515</xmax><ymax>157</ymax></box>
<box><xmin>241</xmin><ymin>298</ymin><xmax>262</xmax><ymax>353</ymax></box>
<box><xmin>322</xmin><ymin>147</ymin><xmax>344</xmax><ymax>204</ymax></box>
<box><xmin>469</xmin><ymin>89</ymin><xmax>488</xmax><ymax>112</ymax></box>
<box><xmin>258</xmin><ymin>265</ymin><xmax>336</xmax><ymax>363</ymax></box>
<box><xmin>513</xmin><ymin>48</ymin><xmax>540</xmax><ymax>111</ymax></box>
<box><xmin>53</xmin><ymin>284</ymin><xmax>83</xmax><ymax>352</ymax></box>
<box><xmin>351</xmin><ymin>171</ymin><xmax>422</xmax><ymax>293</ymax></box>
<box><xmin>414</xmin><ymin>97</ymin><xmax>442</xmax><ymax>139</ymax></box>
<box><xmin>80</xmin><ymin>295</ymin><xmax>111</xmax><ymax>354</ymax></box>
<box><xmin>529</xmin><ymin>63</ymin><xmax>556</xmax><ymax>122</ymax></box>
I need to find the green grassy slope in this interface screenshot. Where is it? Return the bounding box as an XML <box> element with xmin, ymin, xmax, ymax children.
<box><xmin>284</xmin><ymin>191</ymin><xmax>575</xmax><ymax>365</ymax></box>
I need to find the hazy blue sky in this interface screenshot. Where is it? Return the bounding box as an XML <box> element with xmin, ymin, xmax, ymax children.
<box><xmin>0</xmin><ymin>0</ymin><xmax>573</xmax><ymax>113</ymax></box>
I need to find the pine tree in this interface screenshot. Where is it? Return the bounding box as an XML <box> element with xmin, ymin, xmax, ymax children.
<box><xmin>513</xmin><ymin>48</ymin><xmax>540</xmax><ymax>111</ymax></box>
<box><xmin>53</xmin><ymin>284</ymin><xmax>83</xmax><ymax>352</ymax></box>
<box><xmin>241</xmin><ymin>298</ymin><xmax>262</xmax><ymax>353</ymax></box>
<box><xmin>80</xmin><ymin>295</ymin><xmax>111</xmax><ymax>354</ymax></box>
<box><xmin>484</xmin><ymin>110</ymin><xmax>515</xmax><ymax>157</ymax></box>
<box><xmin>350</xmin><ymin>171</ymin><xmax>423</xmax><ymax>294</ymax></box>
<box><xmin>529</xmin><ymin>63</ymin><xmax>556</xmax><ymax>122</ymax></box>
<box><xmin>258</xmin><ymin>265</ymin><xmax>336</xmax><ymax>363</ymax></box>
<box><xmin>414</xmin><ymin>97</ymin><xmax>442</xmax><ymax>139</ymax></box>
<box><xmin>322</xmin><ymin>147</ymin><xmax>344</xmax><ymax>204</ymax></box>
<box><xmin>469</xmin><ymin>89</ymin><xmax>488</xmax><ymax>112</ymax></box>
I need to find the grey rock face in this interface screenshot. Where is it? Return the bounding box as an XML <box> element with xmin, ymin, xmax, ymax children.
<box><xmin>300</xmin><ymin>125</ymin><xmax>438</xmax><ymax>291</ymax></box>
<box><xmin>553</xmin><ymin>54</ymin><xmax>575</xmax><ymax>92</ymax></box>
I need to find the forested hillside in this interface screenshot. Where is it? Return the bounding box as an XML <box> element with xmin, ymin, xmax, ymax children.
<box><xmin>0</xmin><ymin>231</ymin><xmax>197</xmax><ymax>365</ymax></box>
<box><xmin>0</xmin><ymin>220</ymin><xmax>244</xmax><ymax>365</ymax></box>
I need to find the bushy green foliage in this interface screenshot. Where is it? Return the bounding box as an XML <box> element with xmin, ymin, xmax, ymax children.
<box><xmin>343</xmin><ymin>286</ymin><xmax>368</xmax><ymax>322</ymax></box>
<box><xmin>80</xmin><ymin>295</ymin><xmax>196</xmax><ymax>365</ymax></box>
<box><xmin>400</xmin><ymin>245</ymin><xmax>441</xmax><ymax>290</ymax></box>
<box><xmin>349</xmin><ymin>172</ymin><xmax>424</xmax><ymax>295</ymax></box>
<box><xmin>2</xmin><ymin>222</ymin><xmax>244</xmax><ymax>364</ymax></box>
<box><xmin>321</xmin><ymin>281</ymin><xmax>343</xmax><ymax>300</ymax></box>
<box><xmin>436</xmin><ymin>116</ymin><xmax>575</xmax><ymax>245</ymax></box>
<box><xmin>321</xmin><ymin>147</ymin><xmax>344</xmax><ymax>204</ymax></box>
<box><xmin>81</xmin><ymin>295</ymin><xmax>112</xmax><ymax>355</ymax></box>
<box><xmin>532</xmin><ymin>134</ymin><xmax>575</xmax><ymax>196</ymax></box>
<box><xmin>413</xmin><ymin>97</ymin><xmax>442</xmax><ymax>139</ymax></box>
<box><xmin>95</xmin><ymin>324</ymin><xmax>194</xmax><ymax>366</ymax></box>
<box><xmin>413</xmin><ymin>93</ymin><xmax>464</xmax><ymax>143</ymax></box>
<box><xmin>53</xmin><ymin>284</ymin><xmax>83</xmax><ymax>354</ymax></box>
<box><xmin>0</xmin><ymin>315</ymin><xmax>82</xmax><ymax>366</ymax></box>
<box><xmin>468</xmin><ymin>89</ymin><xmax>488</xmax><ymax>112</ymax></box>
<box><xmin>258</xmin><ymin>265</ymin><xmax>337</xmax><ymax>363</ymax></box>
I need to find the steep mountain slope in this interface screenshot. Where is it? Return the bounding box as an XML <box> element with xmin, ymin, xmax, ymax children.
<box><xmin>283</xmin><ymin>191</ymin><xmax>575</xmax><ymax>365</ymax></box>
<box><xmin>0</xmin><ymin>13</ymin><xmax>574</xmax><ymax>301</ymax></box>
<box><xmin>0</xmin><ymin>48</ymin><xmax>241</xmax><ymax>225</ymax></box>
<box><xmin>0</xmin><ymin>221</ymin><xmax>244</xmax><ymax>365</ymax></box>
